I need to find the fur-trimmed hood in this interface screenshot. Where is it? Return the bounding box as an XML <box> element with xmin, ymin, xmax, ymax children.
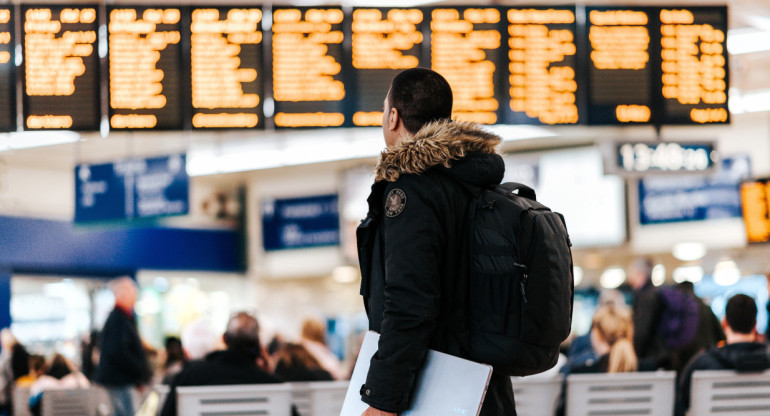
<box><xmin>375</xmin><ymin>120</ymin><xmax>503</xmax><ymax>183</ymax></box>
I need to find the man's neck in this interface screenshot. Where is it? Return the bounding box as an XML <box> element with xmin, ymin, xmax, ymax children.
<box><xmin>726</xmin><ymin>331</ymin><xmax>756</xmax><ymax>344</ymax></box>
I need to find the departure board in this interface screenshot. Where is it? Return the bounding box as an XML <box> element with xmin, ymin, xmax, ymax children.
<box><xmin>0</xmin><ymin>7</ymin><xmax>14</xmax><ymax>132</ymax></box>
<box><xmin>190</xmin><ymin>7</ymin><xmax>264</xmax><ymax>129</ymax></box>
<box><xmin>586</xmin><ymin>7</ymin><xmax>654</xmax><ymax>124</ymax></box>
<box><xmin>22</xmin><ymin>6</ymin><xmax>100</xmax><ymax>130</ymax></box>
<box><xmin>659</xmin><ymin>7</ymin><xmax>728</xmax><ymax>124</ymax></box>
<box><xmin>741</xmin><ymin>179</ymin><xmax>770</xmax><ymax>244</ymax></box>
<box><xmin>350</xmin><ymin>8</ymin><xmax>424</xmax><ymax>127</ymax></box>
<box><xmin>272</xmin><ymin>7</ymin><xmax>346</xmax><ymax>128</ymax></box>
<box><xmin>108</xmin><ymin>7</ymin><xmax>184</xmax><ymax>130</ymax></box>
<box><xmin>431</xmin><ymin>7</ymin><xmax>503</xmax><ymax>124</ymax></box>
<box><xmin>504</xmin><ymin>7</ymin><xmax>579</xmax><ymax>125</ymax></box>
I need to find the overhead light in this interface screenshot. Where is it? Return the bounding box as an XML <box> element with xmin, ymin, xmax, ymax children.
<box><xmin>0</xmin><ymin>131</ymin><xmax>81</xmax><ymax>152</ymax></box>
<box><xmin>573</xmin><ymin>266</ymin><xmax>583</xmax><ymax>286</ymax></box>
<box><xmin>488</xmin><ymin>124</ymin><xmax>556</xmax><ymax>142</ymax></box>
<box><xmin>729</xmin><ymin>89</ymin><xmax>770</xmax><ymax>114</ymax></box>
<box><xmin>600</xmin><ymin>267</ymin><xmax>626</xmax><ymax>289</ymax></box>
<box><xmin>713</xmin><ymin>259</ymin><xmax>741</xmax><ymax>286</ymax></box>
<box><xmin>672</xmin><ymin>242</ymin><xmax>707</xmax><ymax>262</ymax></box>
<box><xmin>673</xmin><ymin>266</ymin><xmax>703</xmax><ymax>284</ymax></box>
<box><xmin>651</xmin><ymin>264</ymin><xmax>666</xmax><ymax>286</ymax></box>
<box><xmin>188</xmin><ymin>122</ymin><xmax>555</xmax><ymax>176</ymax></box>
<box><xmin>727</xmin><ymin>28</ymin><xmax>770</xmax><ymax>55</ymax></box>
<box><xmin>332</xmin><ymin>266</ymin><xmax>360</xmax><ymax>284</ymax></box>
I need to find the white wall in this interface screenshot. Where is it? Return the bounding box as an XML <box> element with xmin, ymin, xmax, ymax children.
<box><xmin>0</xmin><ymin>163</ymin><xmax>72</xmax><ymax>219</ymax></box>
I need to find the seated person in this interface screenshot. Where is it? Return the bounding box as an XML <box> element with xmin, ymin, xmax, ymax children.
<box><xmin>556</xmin><ymin>305</ymin><xmax>641</xmax><ymax>416</ymax></box>
<box><xmin>274</xmin><ymin>343</ymin><xmax>333</xmax><ymax>382</ymax></box>
<box><xmin>562</xmin><ymin>289</ymin><xmax>630</xmax><ymax>372</ymax></box>
<box><xmin>160</xmin><ymin>312</ymin><xmax>291</xmax><ymax>416</ymax></box>
<box><xmin>16</xmin><ymin>354</ymin><xmax>46</xmax><ymax>388</ymax></box>
<box><xmin>675</xmin><ymin>294</ymin><xmax>770</xmax><ymax>416</ymax></box>
<box><xmin>570</xmin><ymin>305</ymin><xmax>638</xmax><ymax>374</ymax></box>
<box><xmin>28</xmin><ymin>354</ymin><xmax>90</xmax><ymax>416</ymax></box>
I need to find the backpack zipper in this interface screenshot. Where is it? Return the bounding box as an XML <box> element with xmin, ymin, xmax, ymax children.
<box><xmin>514</xmin><ymin>263</ymin><xmax>528</xmax><ymax>303</ymax></box>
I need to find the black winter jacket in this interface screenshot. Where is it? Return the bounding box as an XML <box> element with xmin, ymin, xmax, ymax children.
<box><xmin>675</xmin><ymin>342</ymin><xmax>770</xmax><ymax>416</ymax></box>
<box><xmin>357</xmin><ymin>120</ymin><xmax>514</xmax><ymax>414</ymax></box>
<box><xmin>160</xmin><ymin>349</ymin><xmax>286</xmax><ymax>416</ymax></box>
<box><xmin>95</xmin><ymin>307</ymin><xmax>151</xmax><ymax>387</ymax></box>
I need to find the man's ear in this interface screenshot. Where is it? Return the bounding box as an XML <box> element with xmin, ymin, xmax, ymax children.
<box><xmin>388</xmin><ymin>107</ymin><xmax>399</xmax><ymax>131</ymax></box>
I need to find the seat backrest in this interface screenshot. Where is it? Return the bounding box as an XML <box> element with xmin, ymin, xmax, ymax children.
<box><xmin>13</xmin><ymin>386</ymin><xmax>31</xmax><ymax>416</ymax></box>
<box><xmin>40</xmin><ymin>388</ymin><xmax>95</xmax><ymax>416</ymax></box>
<box><xmin>690</xmin><ymin>369</ymin><xmax>770</xmax><ymax>415</ymax></box>
<box><xmin>176</xmin><ymin>383</ymin><xmax>293</xmax><ymax>416</ymax></box>
<box><xmin>289</xmin><ymin>383</ymin><xmax>312</xmax><ymax>416</ymax></box>
<box><xmin>154</xmin><ymin>384</ymin><xmax>170</xmax><ymax>416</ymax></box>
<box><xmin>308</xmin><ymin>380</ymin><xmax>349</xmax><ymax>416</ymax></box>
<box><xmin>511</xmin><ymin>376</ymin><xmax>562</xmax><ymax>416</ymax></box>
<box><xmin>565</xmin><ymin>371</ymin><xmax>675</xmax><ymax>416</ymax></box>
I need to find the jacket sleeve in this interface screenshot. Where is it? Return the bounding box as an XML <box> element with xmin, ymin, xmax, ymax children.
<box><xmin>362</xmin><ymin>176</ymin><xmax>445</xmax><ymax>412</ymax></box>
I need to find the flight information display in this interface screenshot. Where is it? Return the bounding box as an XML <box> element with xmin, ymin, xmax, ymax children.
<box><xmin>1</xmin><ymin>5</ymin><xmax>731</xmax><ymax>131</ymax></box>
<box><xmin>659</xmin><ymin>7</ymin><xmax>728</xmax><ymax>124</ymax></box>
<box><xmin>108</xmin><ymin>7</ymin><xmax>184</xmax><ymax>130</ymax></box>
<box><xmin>741</xmin><ymin>179</ymin><xmax>770</xmax><ymax>244</ymax></box>
<box><xmin>190</xmin><ymin>7</ymin><xmax>264</xmax><ymax>129</ymax></box>
<box><xmin>504</xmin><ymin>7</ymin><xmax>579</xmax><ymax>125</ymax></box>
<box><xmin>586</xmin><ymin>7</ymin><xmax>654</xmax><ymax>124</ymax></box>
<box><xmin>0</xmin><ymin>7</ymin><xmax>14</xmax><ymax>132</ymax></box>
<box><xmin>431</xmin><ymin>7</ymin><xmax>502</xmax><ymax>124</ymax></box>
<box><xmin>350</xmin><ymin>8</ymin><xmax>424</xmax><ymax>127</ymax></box>
<box><xmin>22</xmin><ymin>6</ymin><xmax>100</xmax><ymax>130</ymax></box>
<box><xmin>272</xmin><ymin>7</ymin><xmax>346</xmax><ymax>128</ymax></box>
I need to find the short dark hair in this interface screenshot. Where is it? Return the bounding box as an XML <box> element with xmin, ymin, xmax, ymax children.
<box><xmin>725</xmin><ymin>294</ymin><xmax>757</xmax><ymax>334</ymax></box>
<box><xmin>388</xmin><ymin>68</ymin><xmax>453</xmax><ymax>134</ymax></box>
<box><xmin>224</xmin><ymin>312</ymin><xmax>261</xmax><ymax>354</ymax></box>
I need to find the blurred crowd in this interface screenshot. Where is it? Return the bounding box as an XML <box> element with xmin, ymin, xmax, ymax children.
<box><xmin>1</xmin><ymin>263</ymin><xmax>769</xmax><ymax>416</ymax></box>
<box><xmin>0</xmin><ymin>277</ymin><xmax>354</xmax><ymax>416</ymax></box>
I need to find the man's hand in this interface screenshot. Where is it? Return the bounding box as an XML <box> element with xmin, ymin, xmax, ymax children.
<box><xmin>362</xmin><ymin>406</ymin><xmax>397</xmax><ymax>416</ymax></box>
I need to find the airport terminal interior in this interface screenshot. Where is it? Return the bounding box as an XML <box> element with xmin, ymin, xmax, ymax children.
<box><xmin>1</xmin><ymin>0</ymin><xmax>770</xmax><ymax>413</ymax></box>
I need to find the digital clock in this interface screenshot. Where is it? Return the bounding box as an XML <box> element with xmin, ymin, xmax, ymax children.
<box><xmin>613</xmin><ymin>141</ymin><xmax>716</xmax><ymax>174</ymax></box>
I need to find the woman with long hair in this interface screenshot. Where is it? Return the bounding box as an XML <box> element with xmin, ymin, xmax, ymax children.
<box><xmin>590</xmin><ymin>306</ymin><xmax>638</xmax><ymax>373</ymax></box>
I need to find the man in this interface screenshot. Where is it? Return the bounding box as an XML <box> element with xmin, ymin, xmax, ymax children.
<box><xmin>628</xmin><ymin>258</ymin><xmax>665</xmax><ymax>363</ymax></box>
<box><xmin>160</xmin><ymin>312</ymin><xmax>285</xmax><ymax>416</ymax></box>
<box><xmin>95</xmin><ymin>277</ymin><xmax>151</xmax><ymax>416</ymax></box>
<box><xmin>675</xmin><ymin>294</ymin><xmax>770</xmax><ymax>416</ymax></box>
<box><xmin>356</xmin><ymin>68</ymin><xmax>515</xmax><ymax>416</ymax></box>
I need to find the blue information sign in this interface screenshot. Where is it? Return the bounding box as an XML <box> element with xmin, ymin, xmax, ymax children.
<box><xmin>639</xmin><ymin>156</ymin><xmax>750</xmax><ymax>225</ymax></box>
<box><xmin>75</xmin><ymin>154</ymin><xmax>188</xmax><ymax>223</ymax></box>
<box><xmin>262</xmin><ymin>194</ymin><xmax>340</xmax><ymax>251</ymax></box>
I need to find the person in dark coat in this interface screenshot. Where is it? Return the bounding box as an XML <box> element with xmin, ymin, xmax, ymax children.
<box><xmin>95</xmin><ymin>277</ymin><xmax>151</xmax><ymax>416</ymax></box>
<box><xmin>673</xmin><ymin>281</ymin><xmax>725</xmax><ymax>372</ymax></box>
<box><xmin>356</xmin><ymin>68</ymin><xmax>515</xmax><ymax>416</ymax></box>
<box><xmin>675</xmin><ymin>294</ymin><xmax>770</xmax><ymax>416</ymax></box>
<box><xmin>628</xmin><ymin>258</ymin><xmax>667</xmax><ymax>364</ymax></box>
<box><xmin>160</xmin><ymin>312</ymin><xmax>288</xmax><ymax>416</ymax></box>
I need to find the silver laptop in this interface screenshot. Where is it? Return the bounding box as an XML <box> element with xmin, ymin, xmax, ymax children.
<box><xmin>340</xmin><ymin>331</ymin><xmax>492</xmax><ymax>416</ymax></box>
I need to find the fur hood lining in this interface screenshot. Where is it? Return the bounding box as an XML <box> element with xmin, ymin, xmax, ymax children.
<box><xmin>375</xmin><ymin>120</ymin><xmax>501</xmax><ymax>182</ymax></box>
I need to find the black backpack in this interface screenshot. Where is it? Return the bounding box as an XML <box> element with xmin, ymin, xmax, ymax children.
<box><xmin>463</xmin><ymin>182</ymin><xmax>574</xmax><ymax>376</ymax></box>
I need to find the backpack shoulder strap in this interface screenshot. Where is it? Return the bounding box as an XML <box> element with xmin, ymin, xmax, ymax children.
<box><xmin>498</xmin><ymin>182</ymin><xmax>537</xmax><ymax>201</ymax></box>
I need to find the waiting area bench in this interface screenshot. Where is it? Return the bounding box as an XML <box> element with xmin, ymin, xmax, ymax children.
<box><xmin>566</xmin><ymin>371</ymin><xmax>676</xmax><ymax>416</ymax></box>
<box><xmin>690</xmin><ymin>369</ymin><xmax>770</xmax><ymax>415</ymax></box>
